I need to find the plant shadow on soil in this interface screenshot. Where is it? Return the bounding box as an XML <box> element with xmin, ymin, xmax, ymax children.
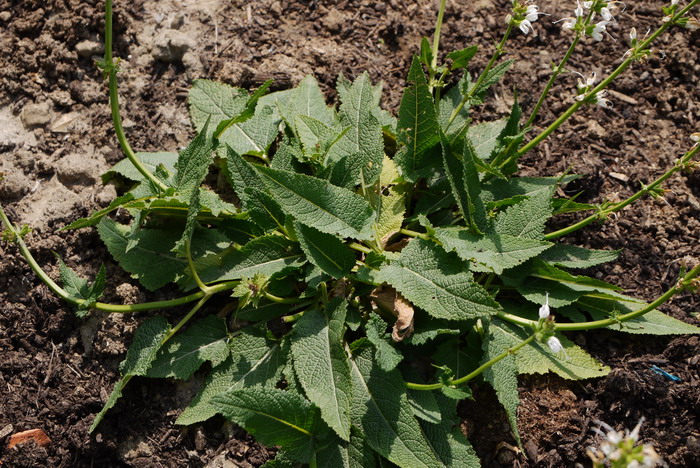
<box><xmin>1</xmin><ymin>0</ymin><xmax>699</xmax><ymax>466</ymax></box>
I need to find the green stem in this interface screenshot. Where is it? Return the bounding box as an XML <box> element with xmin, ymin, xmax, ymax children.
<box><xmin>263</xmin><ymin>291</ymin><xmax>299</xmax><ymax>304</ymax></box>
<box><xmin>186</xmin><ymin>239</ymin><xmax>214</xmax><ymax>294</ymax></box>
<box><xmin>450</xmin><ymin>333</ymin><xmax>536</xmax><ymax>386</ymax></box>
<box><xmin>524</xmin><ymin>35</ymin><xmax>581</xmax><ymax>128</ymax></box>
<box><xmin>168</xmin><ymin>294</ymin><xmax>211</xmax><ymax>337</ymax></box>
<box><xmin>104</xmin><ymin>0</ymin><xmax>167</xmax><ymax>191</ymax></box>
<box><xmin>428</xmin><ymin>0</ymin><xmax>448</xmax><ymax>92</ymax></box>
<box><xmin>545</xmin><ymin>143</ymin><xmax>700</xmax><ymax>240</ymax></box>
<box><xmin>1</xmin><ymin>207</ymin><xmax>239</xmax><ymax>312</ymax></box>
<box><xmin>407</xmin><ymin>262</ymin><xmax>700</xmax><ymax>392</ymax></box>
<box><xmin>406</xmin><ymin>333</ymin><xmax>537</xmax><ymax>391</ymax></box>
<box><xmin>398</xmin><ymin>228</ymin><xmax>430</xmax><ymax>240</ymax></box>
<box><xmin>446</xmin><ymin>22</ymin><xmax>514</xmax><ymax>129</ymax></box>
<box><xmin>507</xmin><ymin>0</ymin><xmax>698</xmax><ymax>165</ymax></box>
<box><xmin>497</xmin><ymin>262</ymin><xmax>700</xmax><ymax>331</ymax></box>
<box><xmin>348</xmin><ymin>242</ymin><xmax>372</xmax><ymax>254</ymax></box>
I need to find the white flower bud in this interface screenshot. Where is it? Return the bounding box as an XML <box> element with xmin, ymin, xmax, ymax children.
<box><xmin>547</xmin><ymin>336</ymin><xmax>563</xmax><ymax>353</ymax></box>
<box><xmin>538</xmin><ymin>292</ymin><xmax>551</xmax><ymax>319</ymax></box>
<box><xmin>630</xmin><ymin>27</ymin><xmax>637</xmax><ymax>40</ymax></box>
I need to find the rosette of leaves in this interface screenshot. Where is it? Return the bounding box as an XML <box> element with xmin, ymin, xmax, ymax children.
<box><xmin>62</xmin><ymin>48</ymin><xmax>700</xmax><ymax>466</ymax></box>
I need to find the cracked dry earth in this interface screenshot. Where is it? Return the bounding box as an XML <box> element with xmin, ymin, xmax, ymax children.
<box><xmin>1</xmin><ymin>0</ymin><xmax>699</xmax><ymax>466</ymax></box>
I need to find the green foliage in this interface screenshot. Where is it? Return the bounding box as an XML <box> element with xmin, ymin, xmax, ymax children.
<box><xmin>55</xmin><ymin>255</ymin><xmax>106</xmax><ymax>316</ymax></box>
<box><xmin>19</xmin><ymin>5</ymin><xmax>698</xmax><ymax>464</ymax></box>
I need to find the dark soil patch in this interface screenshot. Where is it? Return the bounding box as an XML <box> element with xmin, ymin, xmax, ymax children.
<box><xmin>1</xmin><ymin>0</ymin><xmax>699</xmax><ymax>466</ymax></box>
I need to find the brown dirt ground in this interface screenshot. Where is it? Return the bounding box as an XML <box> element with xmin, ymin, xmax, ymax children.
<box><xmin>1</xmin><ymin>0</ymin><xmax>699</xmax><ymax>466</ymax></box>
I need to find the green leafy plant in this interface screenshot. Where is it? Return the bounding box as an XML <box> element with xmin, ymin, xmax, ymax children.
<box><xmin>2</xmin><ymin>0</ymin><xmax>700</xmax><ymax>466</ymax></box>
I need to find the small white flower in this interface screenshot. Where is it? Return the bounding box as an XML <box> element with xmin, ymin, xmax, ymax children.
<box><xmin>595</xmin><ymin>90</ymin><xmax>612</xmax><ymax>108</ymax></box>
<box><xmin>547</xmin><ymin>336</ymin><xmax>563</xmax><ymax>353</ymax></box>
<box><xmin>538</xmin><ymin>292</ymin><xmax>551</xmax><ymax>319</ymax></box>
<box><xmin>591</xmin><ymin>20</ymin><xmax>609</xmax><ymax>41</ymax></box>
<box><xmin>576</xmin><ymin>1</ymin><xmax>585</xmax><ymax>17</ymax></box>
<box><xmin>519</xmin><ymin>18</ymin><xmax>534</xmax><ymax>34</ymax></box>
<box><xmin>671</xmin><ymin>0</ymin><xmax>680</xmax><ymax>5</ymax></box>
<box><xmin>629</xmin><ymin>27</ymin><xmax>637</xmax><ymax>40</ymax></box>
<box><xmin>691</xmin><ymin>132</ymin><xmax>700</xmax><ymax>143</ymax></box>
<box><xmin>601</xmin><ymin>6</ymin><xmax>613</xmax><ymax>20</ymax></box>
<box><xmin>525</xmin><ymin>4</ymin><xmax>540</xmax><ymax>22</ymax></box>
<box><xmin>583</xmin><ymin>1</ymin><xmax>593</xmax><ymax>8</ymax></box>
<box><xmin>577</xmin><ymin>71</ymin><xmax>597</xmax><ymax>91</ymax></box>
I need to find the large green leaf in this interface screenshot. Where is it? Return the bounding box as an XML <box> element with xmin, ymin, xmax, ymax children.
<box><xmin>481</xmin><ymin>320</ymin><xmax>521</xmax><ymax>445</ymax></box>
<box><xmin>173</xmin><ymin>121</ymin><xmax>215</xmax><ymax>196</ymax></box>
<box><xmin>188</xmin><ymin>79</ymin><xmax>248</xmax><ymax>131</ymax></box>
<box><xmin>493</xmin><ymin>188</ymin><xmax>554</xmax><ymax>240</ymax></box>
<box><xmin>197</xmin><ymin>235</ymin><xmax>305</xmax><ymax>284</ymax></box>
<box><xmin>279</xmin><ymin>74</ymin><xmax>335</xmax><ymax>128</ymax></box>
<box><xmin>419</xmin><ymin>393</ymin><xmax>480</xmax><ymax>467</ymax></box>
<box><xmin>577</xmin><ymin>298</ymin><xmax>700</xmax><ymax>335</ymax></box>
<box><xmin>376</xmin><ymin>238</ymin><xmax>501</xmax><ymax>320</ymax></box>
<box><xmin>103</xmin><ymin>151</ymin><xmax>178</xmax><ymax>183</ymax></box>
<box><xmin>177</xmin><ymin>326</ymin><xmax>287</xmax><ymax>425</ymax></box>
<box><xmin>349</xmin><ymin>346</ymin><xmax>443</xmax><ymax>467</ymax></box>
<box><xmin>433</xmin><ymin>227</ymin><xmax>552</xmax><ymax>274</ymax></box>
<box><xmin>292</xmin><ymin>299</ymin><xmax>352</xmax><ymax>441</ymax></box>
<box><xmin>147</xmin><ymin>315</ymin><xmax>229</xmax><ymax>380</ymax></box>
<box><xmin>255</xmin><ymin>166</ymin><xmax>375</xmax><ymax>239</ymax></box>
<box><xmin>491</xmin><ymin>317</ymin><xmax>609</xmax><ymax>380</ymax></box>
<box><xmin>90</xmin><ymin>317</ymin><xmax>171</xmax><ymax>432</ymax></box>
<box><xmin>224</xmin><ymin>146</ymin><xmax>267</xmax><ymax>208</ymax></box>
<box><xmin>55</xmin><ymin>255</ymin><xmax>105</xmax><ymax>316</ymax></box>
<box><xmin>326</xmin><ymin>72</ymin><xmax>384</xmax><ymax>187</ymax></box>
<box><xmin>395</xmin><ymin>56</ymin><xmax>440</xmax><ymax>181</ymax></box>
<box><xmin>538</xmin><ymin>244</ymin><xmax>620</xmax><ymax>269</ymax></box>
<box><xmin>467</xmin><ymin>119</ymin><xmax>507</xmax><ymax>162</ymax></box>
<box><xmin>294</xmin><ymin>222</ymin><xmax>355</xmax><ymax>279</ymax></box>
<box><xmin>97</xmin><ymin>218</ymin><xmax>186</xmax><ymax>291</ymax></box>
<box><xmin>212</xmin><ymin>387</ymin><xmax>322</xmax><ymax>463</ymax></box>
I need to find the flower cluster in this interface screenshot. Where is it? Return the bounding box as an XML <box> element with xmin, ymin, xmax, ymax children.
<box><xmin>506</xmin><ymin>1</ymin><xmax>548</xmax><ymax>35</ymax></box>
<box><xmin>537</xmin><ymin>293</ymin><xmax>564</xmax><ymax>353</ymax></box>
<box><xmin>587</xmin><ymin>419</ymin><xmax>662</xmax><ymax>468</ymax></box>
<box><xmin>558</xmin><ymin>0</ymin><xmax>624</xmax><ymax>41</ymax></box>
<box><xmin>573</xmin><ymin>72</ymin><xmax>612</xmax><ymax>107</ymax></box>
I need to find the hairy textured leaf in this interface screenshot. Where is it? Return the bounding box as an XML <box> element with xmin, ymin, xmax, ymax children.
<box><xmin>438</xmin><ymin>78</ymin><xmax>471</xmax><ymax>141</ymax></box>
<box><xmin>177</xmin><ymin>326</ymin><xmax>287</xmax><ymax>425</ymax></box>
<box><xmin>198</xmin><ymin>235</ymin><xmax>305</xmax><ymax>284</ymax></box>
<box><xmin>462</xmin><ymin>136</ymin><xmax>489</xmax><ymax>231</ymax></box>
<box><xmin>326</xmin><ymin>72</ymin><xmax>384</xmax><ymax>187</ymax></box>
<box><xmin>577</xmin><ymin>298</ymin><xmax>700</xmax><ymax>335</ymax></box>
<box><xmin>350</xmin><ymin>346</ymin><xmax>442</xmax><ymax>467</ymax></box>
<box><xmin>377</xmin><ymin>239</ymin><xmax>501</xmax><ymax>320</ymax></box>
<box><xmin>224</xmin><ymin>146</ymin><xmax>267</xmax><ymax>208</ymax></box>
<box><xmin>103</xmin><ymin>151</ymin><xmax>178</xmax><ymax>184</ymax></box>
<box><xmin>295</xmin><ymin>115</ymin><xmax>347</xmax><ymax>162</ymax></box>
<box><xmin>395</xmin><ymin>57</ymin><xmax>440</xmax><ymax>181</ymax></box>
<box><xmin>469</xmin><ymin>60</ymin><xmax>514</xmax><ymax>105</ymax></box>
<box><xmin>538</xmin><ymin>244</ymin><xmax>620</xmax><ymax>269</ymax></box>
<box><xmin>292</xmin><ymin>300</ymin><xmax>352</xmax><ymax>441</ymax></box>
<box><xmin>294</xmin><ymin>222</ymin><xmax>355</xmax><ymax>279</ymax></box>
<box><xmin>494</xmin><ymin>188</ymin><xmax>553</xmax><ymax>240</ymax></box>
<box><xmin>419</xmin><ymin>393</ymin><xmax>480</xmax><ymax>467</ymax></box>
<box><xmin>468</xmin><ymin>119</ymin><xmax>507</xmax><ymax>162</ymax></box>
<box><xmin>98</xmin><ymin>218</ymin><xmax>186</xmax><ymax>290</ymax></box>
<box><xmin>433</xmin><ymin>227</ymin><xmax>552</xmax><ymax>274</ymax></box>
<box><xmin>174</xmin><ymin>121</ymin><xmax>215</xmax><ymax>195</ymax></box>
<box><xmin>447</xmin><ymin>45</ymin><xmax>478</xmax><ymax>71</ymax></box>
<box><xmin>365</xmin><ymin>315</ymin><xmax>403</xmax><ymax>371</ymax></box>
<box><xmin>147</xmin><ymin>315</ymin><xmax>229</xmax><ymax>379</ymax></box>
<box><xmin>279</xmin><ymin>74</ymin><xmax>335</xmax><ymax>128</ymax></box>
<box><xmin>212</xmin><ymin>387</ymin><xmax>321</xmax><ymax>462</ymax></box>
<box><xmin>492</xmin><ymin>317</ymin><xmax>609</xmax><ymax>380</ymax></box>
<box><xmin>55</xmin><ymin>256</ymin><xmax>105</xmax><ymax>316</ymax></box>
<box><xmin>63</xmin><ymin>193</ymin><xmax>136</xmax><ymax>230</ymax></box>
<box><xmin>255</xmin><ymin>166</ymin><xmax>375</xmax><ymax>239</ymax></box>
<box><xmin>221</xmin><ymin>105</ymin><xmax>279</xmax><ymax>156</ymax></box>
<box><xmin>482</xmin><ymin>320</ymin><xmax>521</xmax><ymax>445</ymax></box>
<box><xmin>245</xmin><ymin>187</ymin><xmax>286</xmax><ymax>232</ymax></box>
<box><xmin>189</xmin><ymin>80</ymin><xmax>248</xmax><ymax>131</ymax></box>
<box><xmin>90</xmin><ymin>317</ymin><xmax>171</xmax><ymax>432</ymax></box>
